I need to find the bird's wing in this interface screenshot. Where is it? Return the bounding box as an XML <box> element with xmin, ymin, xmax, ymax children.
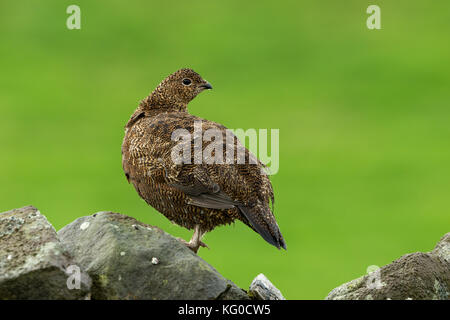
<box><xmin>184</xmin><ymin>190</ymin><xmax>238</xmax><ymax>209</ymax></box>
<box><xmin>169</xmin><ymin>166</ymin><xmax>243</xmax><ymax>210</ymax></box>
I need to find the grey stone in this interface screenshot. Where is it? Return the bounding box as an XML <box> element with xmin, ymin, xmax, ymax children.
<box><xmin>432</xmin><ymin>233</ymin><xmax>450</xmax><ymax>264</ymax></box>
<box><xmin>249</xmin><ymin>273</ymin><xmax>285</xmax><ymax>300</ymax></box>
<box><xmin>58</xmin><ymin>211</ymin><xmax>249</xmax><ymax>300</ymax></box>
<box><xmin>0</xmin><ymin>206</ymin><xmax>91</xmax><ymax>300</ymax></box>
<box><xmin>326</xmin><ymin>233</ymin><xmax>450</xmax><ymax>300</ymax></box>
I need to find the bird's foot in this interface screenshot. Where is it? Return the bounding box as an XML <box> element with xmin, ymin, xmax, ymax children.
<box><xmin>177</xmin><ymin>237</ymin><xmax>209</xmax><ymax>254</ymax></box>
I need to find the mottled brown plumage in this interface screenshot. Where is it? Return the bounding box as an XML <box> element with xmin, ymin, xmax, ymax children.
<box><xmin>121</xmin><ymin>68</ymin><xmax>286</xmax><ymax>252</ymax></box>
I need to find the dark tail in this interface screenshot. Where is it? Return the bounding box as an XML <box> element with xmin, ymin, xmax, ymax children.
<box><xmin>238</xmin><ymin>204</ymin><xmax>287</xmax><ymax>250</ymax></box>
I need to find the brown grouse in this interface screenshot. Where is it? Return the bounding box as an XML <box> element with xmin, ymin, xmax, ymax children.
<box><xmin>121</xmin><ymin>68</ymin><xmax>286</xmax><ymax>252</ymax></box>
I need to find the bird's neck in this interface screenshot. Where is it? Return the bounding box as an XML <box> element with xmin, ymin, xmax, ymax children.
<box><xmin>141</xmin><ymin>90</ymin><xmax>188</xmax><ymax>115</ymax></box>
<box><xmin>125</xmin><ymin>93</ymin><xmax>188</xmax><ymax>129</ymax></box>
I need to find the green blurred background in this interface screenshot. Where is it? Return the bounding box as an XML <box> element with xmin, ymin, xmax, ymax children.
<box><xmin>1</xmin><ymin>1</ymin><xmax>449</xmax><ymax>299</ymax></box>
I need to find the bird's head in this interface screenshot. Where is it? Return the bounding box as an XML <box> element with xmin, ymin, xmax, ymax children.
<box><xmin>146</xmin><ymin>68</ymin><xmax>212</xmax><ymax>111</ymax></box>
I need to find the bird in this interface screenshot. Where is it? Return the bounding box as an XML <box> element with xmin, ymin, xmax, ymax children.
<box><xmin>121</xmin><ymin>68</ymin><xmax>286</xmax><ymax>253</ymax></box>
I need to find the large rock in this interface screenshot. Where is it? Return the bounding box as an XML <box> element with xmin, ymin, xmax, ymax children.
<box><xmin>0</xmin><ymin>206</ymin><xmax>91</xmax><ymax>299</ymax></box>
<box><xmin>326</xmin><ymin>233</ymin><xmax>450</xmax><ymax>300</ymax></box>
<box><xmin>58</xmin><ymin>211</ymin><xmax>249</xmax><ymax>300</ymax></box>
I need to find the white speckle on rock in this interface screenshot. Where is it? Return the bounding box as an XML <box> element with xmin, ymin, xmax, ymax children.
<box><xmin>80</xmin><ymin>222</ymin><xmax>90</xmax><ymax>230</ymax></box>
<box><xmin>28</xmin><ymin>211</ymin><xmax>39</xmax><ymax>219</ymax></box>
<box><xmin>146</xmin><ymin>227</ymin><xmax>152</xmax><ymax>231</ymax></box>
<box><xmin>120</xmin><ymin>251</ymin><xmax>126</xmax><ymax>256</ymax></box>
<box><xmin>406</xmin><ymin>297</ymin><xmax>413</xmax><ymax>300</ymax></box>
<box><xmin>151</xmin><ymin>257</ymin><xmax>159</xmax><ymax>265</ymax></box>
<box><xmin>118</xmin><ymin>275</ymin><xmax>122</xmax><ymax>281</ymax></box>
<box><xmin>7</xmin><ymin>254</ymin><xmax>12</xmax><ymax>260</ymax></box>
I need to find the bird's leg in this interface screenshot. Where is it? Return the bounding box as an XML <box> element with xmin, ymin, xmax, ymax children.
<box><xmin>178</xmin><ymin>225</ymin><xmax>209</xmax><ymax>253</ymax></box>
<box><xmin>190</xmin><ymin>225</ymin><xmax>208</xmax><ymax>252</ymax></box>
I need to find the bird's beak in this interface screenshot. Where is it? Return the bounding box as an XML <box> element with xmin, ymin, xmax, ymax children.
<box><xmin>199</xmin><ymin>82</ymin><xmax>213</xmax><ymax>90</ymax></box>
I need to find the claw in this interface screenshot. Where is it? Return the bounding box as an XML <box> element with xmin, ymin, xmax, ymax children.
<box><xmin>199</xmin><ymin>241</ymin><xmax>209</xmax><ymax>249</ymax></box>
<box><xmin>176</xmin><ymin>237</ymin><xmax>208</xmax><ymax>253</ymax></box>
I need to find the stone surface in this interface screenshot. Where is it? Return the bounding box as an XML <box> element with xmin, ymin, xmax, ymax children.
<box><xmin>249</xmin><ymin>273</ymin><xmax>285</xmax><ymax>300</ymax></box>
<box><xmin>326</xmin><ymin>233</ymin><xmax>450</xmax><ymax>300</ymax></box>
<box><xmin>0</xmin><ymin>206</ymin><xmax>91</xmax><ymax>299</ymax></box>
<box><xmin>58</xmin><ymin>211</ymin><xmax>249</xmax><ymax>300</ymax></box>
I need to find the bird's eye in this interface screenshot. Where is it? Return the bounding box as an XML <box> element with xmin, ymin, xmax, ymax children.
<box><xmin>182</xmin><ymin>78</ymin><xmax>192</xmax><ymax>86</ymax></box>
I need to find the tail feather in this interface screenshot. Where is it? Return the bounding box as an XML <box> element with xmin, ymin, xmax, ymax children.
<box><xmin>238</xmin><ymin>205</ymin><xmax>287</xmax><ymax>250</ymax></box>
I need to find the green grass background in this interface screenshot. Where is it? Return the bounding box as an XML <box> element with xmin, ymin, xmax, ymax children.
<box><xmin>1</xmin><ymin>1</ymin><xmax>449</xmax><ymax>299</ymax></box>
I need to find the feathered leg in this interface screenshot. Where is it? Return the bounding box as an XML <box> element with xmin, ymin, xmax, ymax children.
<box><xmin>178</xmin><ymin>225</ymin><xmax>209</xmax><ymax>253</ymax></box>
